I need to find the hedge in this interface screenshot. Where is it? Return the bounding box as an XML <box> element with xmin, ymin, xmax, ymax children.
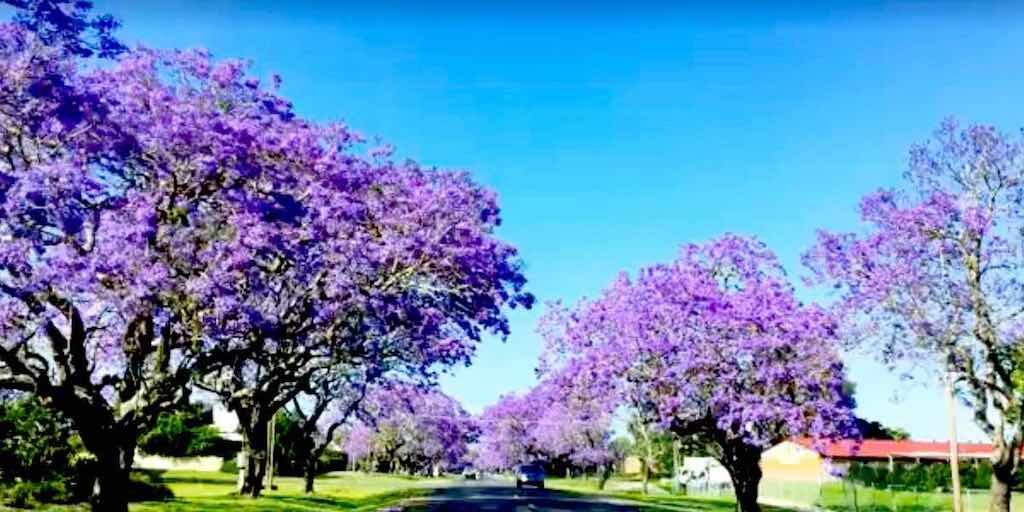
<box><xmin>847</xmin><ymin>461</ymin><xmax>996</xmax><ymax>492</ymax></box>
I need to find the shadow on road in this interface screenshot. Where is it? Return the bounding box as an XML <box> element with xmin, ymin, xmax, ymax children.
<box><xmin>397</xmin><ymin>482</ymin><xmax>645</xmax><ymax>511</ymax></box>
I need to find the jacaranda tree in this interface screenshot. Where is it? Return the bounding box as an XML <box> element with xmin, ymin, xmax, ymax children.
<box><xmin>541</xmin><ymin>235</ymin><xmax>856</xmax><ymax>512</ymax></box>
<box><xmin>473</xmin><ymin>392</ymin><xmax>540</xmax><ymax>472</ymax></box>
<box><xmin>473</xmin><ymin>376</ymin><xmax>614</xmax><ymax>476</ymax></box>
<box><xmin>805</xmin><ymin>120</ymin><xmax>1024</xmax><ymax>512</ymax></box>
<box><xmin>0</xmin><ymin>25</ymin><xmax>210</xmax><ymax>511</ymax></box>
<box><xmin>0</xmin><ymin>10</ymin><xmax>530</xmax><ymax>509</ymax></box>
<box><xmin>346</xmin><ymin>383</ymin><xmax>477</xmax><ymax>476</ymax></box>
<box><xmin>284</xmin><ymin>368</ymin><xmax>371</xmax><ymax>494</ymax></box>
<box><xmin>186</xmin><ymin>135</ymin><xmax>531</xmax><ymax>496</ymax></box>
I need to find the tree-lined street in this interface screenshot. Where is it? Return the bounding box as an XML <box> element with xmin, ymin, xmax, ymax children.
<box><xmin>3</xmin><ymin>2</ymin><xmax>1024</xmax><ymax>512</ymax></box>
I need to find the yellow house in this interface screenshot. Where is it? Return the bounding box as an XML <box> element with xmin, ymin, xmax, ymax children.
<box><xmin>761</xmin><ymin>440</ymin><xmax>830</xmax><ymax>482</ymax></box>
<box><xmin>761</xmin><ymin>438</ymin><xmax>1000</xmax><ymax>483</ymax></box>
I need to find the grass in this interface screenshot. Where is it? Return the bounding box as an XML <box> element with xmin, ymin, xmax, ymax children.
<box><xmin>812</xmin><ymin>481</ymin><xmax>1024</xmax><ymax>512</ymax></box>
<box><xmin>546</xmin><ymin>477</ymin><xmax>793</xmax><ymax>512</ymax></box>
<box><xmin>550</xmin><ymin>476</ymin><xmax>1024</xmax><ymax>512</ymax></box>
<box><xmin>124</xmin><ymin>470</ymin><xmax>447</xmax><ymax>511</ymax></box>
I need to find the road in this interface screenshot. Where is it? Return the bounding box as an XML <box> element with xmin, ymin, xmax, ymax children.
<box><xmin>393</xmin><ymin>478</ymin><xmax>650</xmax><ymax>511</ymax></box>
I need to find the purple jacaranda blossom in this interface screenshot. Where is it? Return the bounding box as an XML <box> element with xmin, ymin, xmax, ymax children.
<box><xmin>804</xmin><ymin>119</ymin><xmax>1024</xmax><ymax>512</ymax></box>
<box><xmin>0</xmin><ymin>20</ymin><xmax>531</xmax><ymax>508</ymax></box>
<box><xmin>344</xmin><ymin>383</ymin><xmax>477</xmax><ymax>475</ymax></box>
<box><xmin>540</xmin><ymin>234</ymin><xmax>855</xmax><ymax>512</ymax></box>
<box><xmin>473</xmin><ymin>375</ymin><xmax>615</xmax><ymax>472</ymax></box>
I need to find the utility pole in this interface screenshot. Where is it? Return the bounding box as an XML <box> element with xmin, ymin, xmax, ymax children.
<box><xmin>946</xmin><ymin>369</ymin><xmax>962</xmax><ymax>512</ymax></box>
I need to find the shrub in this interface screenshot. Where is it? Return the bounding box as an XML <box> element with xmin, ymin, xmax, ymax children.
<box><xmin>138</xmin><ymin>403</ymin><xmax>225</xmax><ymax>457</ymax></box>
<box><xmin>127</xmin><ymin>471</ymin><xmax>173</xmax><ymax>501</ymax></box>
<box><xmin>220</xmin><ymin>457</ymin><xmax>239</xmax><ymax>474</ymax></box>
<box><xmin>0</xmin><ymin>479</ymin><xmax>73</xmax><ymax>508</ymax></box>
<box><xmin>925</xmin><ymin>462</ymin><xmax>949</xmax><ymax>491</ymax></box>
<box><xmin>0</xmin><ymin>395</ymin><xmax>76</xmax><ymax>482</ymax></box>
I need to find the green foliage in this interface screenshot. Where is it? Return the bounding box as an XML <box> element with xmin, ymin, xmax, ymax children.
<box><xmin>855</xmin><ymin>418</ymin><xmax>911</xmax><ymax>441</ymax></box>
<box><xmin>0</xmin><ymin>479</ymin><xmax>72</xmax><ymax>508</ymax></box>
<box><xmin>319</xmin><ymin>449</ymin><xmax>349</xmax><ymax>474</ymax></box>
<box><xmin>128</xmin><ymin>470</ymin><xmax>174</xmax><ymax>501</ymax></box>
<box><xmin>0</xmin><ymin>394</ymin><xmax>76</xmax><ymax>482</ymax></box>
<box><xmin>848</xmin><ymin>461</ymin><xmax>996</xmax><ymax>491</ymax></box>
<box><xmin>273</xmin><ymin>409</ymin><xmax>314</xmax><ymax>476</ymax></box>
<box><xmin>138</xmin><ymin>403</ymin><xmax>225</xmax><ymax>457</ymax></box>
<box><xmin>220</xmin><ymin>457</ymin><xmax>239</xmax><ymax>474</ymax></box>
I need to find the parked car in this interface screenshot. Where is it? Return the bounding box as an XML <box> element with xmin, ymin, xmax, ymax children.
<box><xmin>515</xmin><ymin>463</ymin><xmax>545</xmax><ymax>489</ymax></box>
<box><xmin>461</xmin><ymin>465</ymin><xmax>479</xmax><ymax>479</ymax></box>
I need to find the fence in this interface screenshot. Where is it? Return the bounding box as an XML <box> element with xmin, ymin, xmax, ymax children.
<box><xmin>678</xmin><ymin>477</ymin><xmax>1024</xmax><ymax>512</ymax></box>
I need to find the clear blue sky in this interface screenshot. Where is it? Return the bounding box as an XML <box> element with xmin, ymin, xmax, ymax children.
<box><xmin>94</xmin><ymin>0</ymin><xmax>1024</xmax><ymax>441</ymax></box>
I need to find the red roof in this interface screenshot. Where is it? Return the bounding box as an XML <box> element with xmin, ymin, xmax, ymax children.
<box><xmin>794</xmin><ymin>439</ymin><xmax>1001</xmax><ymax>460</ymax></box>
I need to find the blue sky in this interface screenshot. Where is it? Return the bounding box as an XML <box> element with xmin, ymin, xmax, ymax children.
<box><xmin>92</xmin><ymin>0</ymin><xmax>1024</xmax><ymax>441</ymax></box>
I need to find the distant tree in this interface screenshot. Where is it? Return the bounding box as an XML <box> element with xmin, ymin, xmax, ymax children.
<box><xmin>283</xmin><ymin>369</ymin><xmax>370</xmax><ymax>493</ymax></box>
<box><xmin>474</xmin><ymin>376</ymin><xmax>614</xmax><ymax>477</ymax></box>
<box><xmin>856</xmin><ymin>418</ymin><xmax>910</xmax><ymax>441</ymax></box>
<box><xmin>843</xmin><ymin>382</ymin><xmax>910</xmax><ymax>440</ymax></box>
<box><xmin>137</xmin><ymin>403</ymin><xmax>222</xmax><ymax>458</ymax></box>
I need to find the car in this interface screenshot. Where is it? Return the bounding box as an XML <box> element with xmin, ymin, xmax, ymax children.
<box><xmin>461</xmin><ymin>466</ymin><xmax>479</xmax><ymax>479</ymax></box>
<box><xmin>515</xmin><ymin>463</ymin><xmax>545</xmax><ymax>489</ymax></box>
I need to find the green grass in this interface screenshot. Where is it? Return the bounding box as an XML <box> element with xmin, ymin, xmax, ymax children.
<box><xmin>546</xmin><ymin>477</ymin><xmax>793</xmax><ymax>512</ymax></box>
<box><xmin>550</xmin><ymin>476</ymin><xmax>1024</xmax><ymax>512</ymax></box>
<box><xmin>813</xmin><ymin>481</ymin><xmax>1024</xmax><ymax>512</ymax></box>
<box><xmin>125</xmin><ymin>470</ymin><xmax>447</xmax><ymax>511</ymax></box>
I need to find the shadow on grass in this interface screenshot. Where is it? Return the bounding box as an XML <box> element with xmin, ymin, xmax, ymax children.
<box><xmin>130</xmin><ymin>487</ymin><xmax>432</xmax><ymax>511</ymax></box>
<box><xmin>826</xmin><ymin>506</ymin><xmax>945</xmax><ymax>512</ymax></box>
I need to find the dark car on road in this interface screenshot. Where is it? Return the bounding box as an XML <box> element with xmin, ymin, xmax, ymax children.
<box><xmin>515</xmin><ymin>463</ymin><xmax>545</xmax><ymax>489</ymax></box>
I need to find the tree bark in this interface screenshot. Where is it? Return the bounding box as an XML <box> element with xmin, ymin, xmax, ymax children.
<box><xmin>990</xmin><ymin>446</ymin><xmax>1017</xmax><ymax>512</ymax></box>
<box><xmin>990</xmin><ymin>471</ymin><xmax>1011</xmax><ymax>512</ymax></box>
<box><xmin>239</xmin><ymin>416</ymin><xmax>269</xmax><ymax>497</ymax></box>
<box><xmin>89</xmin><ymin>442</ymin><xmax>135</xmax><ymax>512</ymax></box>
<box><xmin>304</xmin><ymin>458</ymin><xmax>317</xmax><ymax>494</ymax></box>
<box><xmin>718</xmin><ymin>438</ymin><xmax>763</xmax><ymax>512</ymax></box>
<box><xmin>598</xmin><ymin>464</ymin><xmax>612</xmax><ymax>490</ymax></box>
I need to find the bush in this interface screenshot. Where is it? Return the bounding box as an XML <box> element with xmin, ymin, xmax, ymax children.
<box><xmin>0</xmin><ymin>479</ymin><xmax>73</xmax><ymax>508</ymax></box>
<box><xmin>0</xmin><ymin>395</ymin><xmax>76</xmax><ymax>482</ymax></box>
<box><xmin>848</xmin><ymin>460</ymin><xmax>1001</xmax><ymax>492</ymax></box>
<box><xmin>128</xmin><ymin>471</ymin><xmax>173</xmax><ymax>501</ymax></box>
<box><xmin>220</xmin><ymin>457</ymin><xmax>239</xmax><ymax>474</ymax></box>
<box><xmin>138</xmin><ymin>403</ymin><xmax>226</xmax><ymax>457</ymax></box>
<box><xmin>925</xmin><ymin>462</ymin><xmax>949</xmax><ymax>491</ymax></box>
<box><xmin>319</xmin><ymin>449</ymin><xmax>349</xmax><ymax>473</ymax></box>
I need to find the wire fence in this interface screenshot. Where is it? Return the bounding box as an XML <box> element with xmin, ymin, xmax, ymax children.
<box><xmin>678</xmin><ymin>478</ymin><xmax>1024</xmax><ymax>512</ymax></box>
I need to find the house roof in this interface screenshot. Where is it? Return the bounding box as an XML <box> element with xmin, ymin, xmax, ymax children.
<box><xmin>794</xmin><ymin>439</ymin><xmax>1002</xmax><ymax>461</ymax></box>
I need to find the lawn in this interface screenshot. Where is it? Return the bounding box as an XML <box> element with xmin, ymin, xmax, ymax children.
<box><xmin>812</xmin><ymin>481</ymin><xmax>1024</xmax><ymax>512</ymax></box>
<box><xmin>125</xmin><ymin>470</ymin><xmax>447</xmax><ymax>512</ymax></box>
<box><xmin>546</xmin><ymin>477</ymin><xmax>792</xmax><ymax>512</ymax></box>
<box><xmin>549</xmin><ymin>477</ymin><xmax>1024</xmax><ymax>512</ymax></box>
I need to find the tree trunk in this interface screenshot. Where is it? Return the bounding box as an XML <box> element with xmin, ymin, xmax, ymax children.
<box><xmin>638</xmin><ymin>420</ymin><xmax>653</xmax><ymax>495</ymax></box>
<box><xmin>990</xmin><ymin>472</ymin><xmax>1011</xmax><ymax>512</ymax></box>
<box><xmin>718</xmin><ymin>437</ymin><xmax>763</xmax><ymax>512</ymax></box>
<box><xmin>598</xmin><ymin>464</ymin><xmax>612</xmax><ymax>490</ymax></box>
<box><xmin>990</xmin><ymin>451</ymin><xmax>1016</xmax><ymax>512</ymax></box>
<box><xmin>90</xmin><ymin>442</ymin><xmax>135</xmax><ymax>512</ymax></box>
<box><xmin>731</xmin><ymin>468</ymin><xmax>762</xmax><ymax>512</ymax></box>
<box><xmin>239</xmin><ymin>417</ymin><xmax>269</xmax><ymax>497</ymax></box>
<box><xmin>304</xmin><ymin>457</ymin><xmax>317</xmax><ymax>494</ymax></box>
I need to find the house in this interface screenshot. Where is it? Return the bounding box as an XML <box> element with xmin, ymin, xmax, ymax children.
<box><xmin>678</xmin><ymin>456</ymin><xmax>732</xmax><ymax>489</ymax></box>
<box><xmin>761</xmin><ymin>439</ymin><xmax>1000</xmax><ymax>483</ymax></box>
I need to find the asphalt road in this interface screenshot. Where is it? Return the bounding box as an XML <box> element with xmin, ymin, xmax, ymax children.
<box><xmin>395</xmin><ymin>479</ymin><xmax>647</xmax><ymax>511</ymax></box>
